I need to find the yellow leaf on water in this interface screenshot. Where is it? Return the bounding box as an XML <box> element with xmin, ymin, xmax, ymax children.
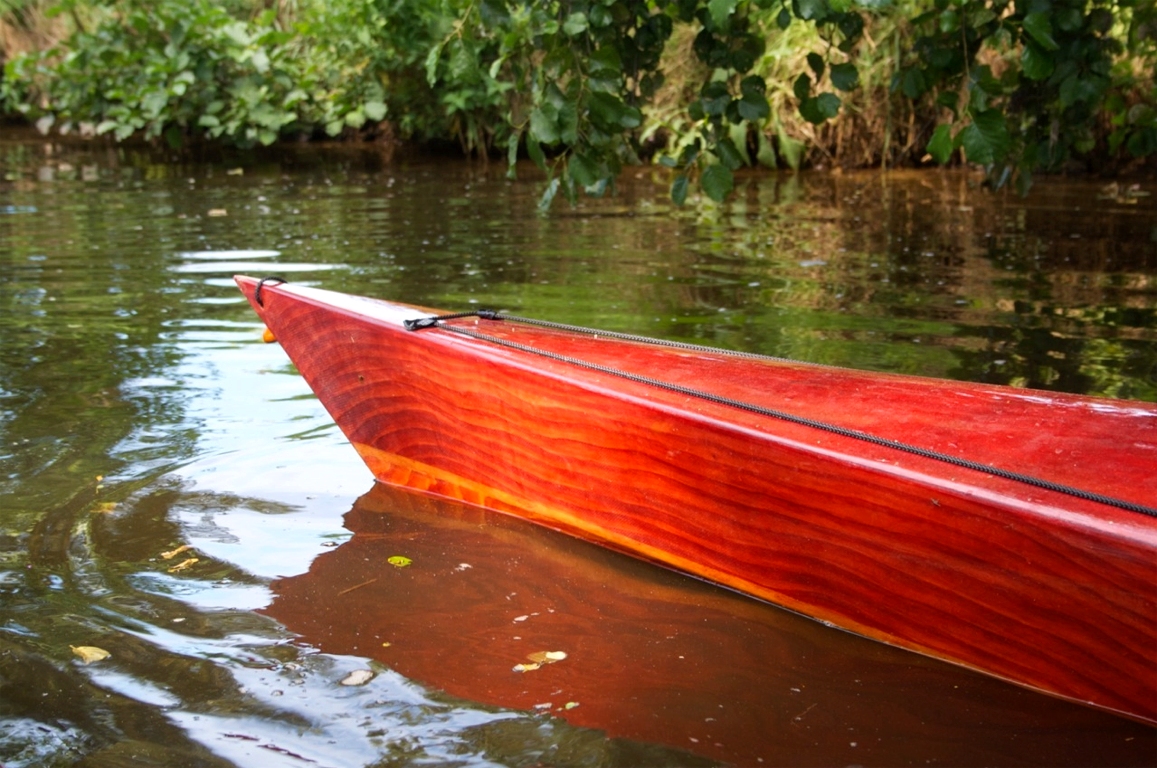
<box><xmin>161</xmin><ymin>545</ymin><xmax>192</xmax><ymax>560</ymax></box>
<box><xmin>168</xmin><ymin>557</ymin><xmax>198</xmax><ymax>573</ymax></box>
<box><xmin>340</xmin><ymin>669</ymin><xmax>374</xmax><ymax>686</ymax></box>
<box><xmin>71</xmin><ymin>645</ymin><xmax>110</xmax><ymax>664</ymax></box>
<box><xmin>387</xmin><ymin>555</ymin><xmax>412</xmax><ymax>568</ymax></box>
<box><xmin>512</xmin><ymin>663</ymin><xmax>541</xmax><ymax>673</ymax></box>
<box><xmin>207</xmin><ymin>208</ymin><xmax>228</xmax><ymax>217</ymax></box>
<box><xmin>526</xmin><ymin>650</ymin><xmax>567</xmax><ymax>665</ymax></box>
<box><xmin>92</xmin><ymin>502</ymin><xmax>118</xmax><ymax>514</ymax></box>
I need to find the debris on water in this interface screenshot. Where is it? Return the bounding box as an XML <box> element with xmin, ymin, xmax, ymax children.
<box><xmin>167</xmin><ymin>557</ymin><xmax>198</xmax><ymax>573</ymax></box>
<box><xmin>71</xmin><ymin>645</ymin><xmax>110</xmax><ymax>664</ymax></box>
<box><xmin>562</xmin><ymin>702</ymin><xmax>579</xmax><ymax>710</ymax></box>
<box><xmin>454</xmin><ymin>563</ymin><xmax>472</xmax><ymax>572</ymax></box>
<box><xmin>208</xmin><ymin>208</ymin><xmax>228</xmax><ymax>217</ymax></box>
<box><xmin>514</xmin><ymin>650</ymin><xmax>567</xmax><ymax>672</ymax></box>
<box><xmin>161</xmin><ymin>544</ymin><xmax>192</xmax><ymax>560</ymax></box>
<box><xmin>387</xmin><ymin>555</ymin><xmax>412</xmax><ymax>568</ymax></box>
<box><xmin>337</xmin><ymin>578</ymin><xmax>378</xmax><ymax>596</ymax></box>
<box><xmin>91</xmin><ymin>502</ymin><xmax>118</xmax><ymax>514</ymax></box>
<box><xmin>340</xmin><ymin>669</ymin><xmax>374</xmax><ymax>686</ymax></box>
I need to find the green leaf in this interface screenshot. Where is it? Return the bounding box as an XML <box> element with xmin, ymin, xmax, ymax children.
<box><xmin>777</xmin><ymin>124</ymin><xmax>805</xmax><ymax>171</ymax></box>
<box><xmin>800</xmin><ymin>92</ymin><xmax>841</xmax><ymax>124</ymax></box>
<box><xmin>830</xmin><ymin>63</ymin><xmax>858</xmax><ymax>91</ymax></box>
<box><xmin>538</xmin><ymin>177</ymin><xmax>561</xmax><ymax>213</ymax></box>
<box><xmin>701</xmin><ymin>82</ymin><xmax>732</xmax><ymax>116</ymax></box>
<box><xmin>588</xmin><ymin>92</ymin><xmax>641</xmax><ymax>130</ymax></box>
<box><xmin>1022</xmin><ymin>12</ymin><xmax>1059</xmax><ymax>51</ymax></box>
<box><xmin>700</xmin><ymin>163</ymin><xmax>734</xmax><ymax>202</ymax></box>
<box><xmin>777</xmin><ymin>7</ymin><xmax>792</xmax><ymax>28</ymax></box>
<box><xmin>1022</xmin><ymin>43</ymin><xmax>1055</xmax><ymax>81</ymax></box>
<box><xmin>795</xmin><ymin>0</ymin><xmax>830</xmax><ymax>22</ymax></box>
<box><xmin>958</xmin><ymin>109</ymin><xmax>1009</xmax><ymax>165</ymax></box>
<box><xmin>717</xmin><ymin>136</ymin><xmax>745</xmax><ymax>169</ymax></box>
<box><xmin>793</xmin><ymin>73</ymin><xmax>811</xmax><ymax>101</ymax></box>
<box><xmin>740</xmin><ymin>75</ymin><xmax>766</xmax><ymax>98</ymax></box>
<box><xmin>728</xmin><ymin>122</ymin><xmax>752</xmax><ymax>165</ymax></box>
<box><xmin>364</xmin><ymin>101</ymin><xmax>387</xmax><ymax>121</ymax></box>
<box><xmin>526</xmin><ymin>138</ymin><xmax>546</xmax><ymax>170</ymax></box>
<box><xmin>529</xmin><ymin>104</ymin><xmax>560</xmax><ymax>144</ymax></box>
<box><xmin>927</xmin><ymin>124</ymin><xmax>954</xmax><ymax>164</ymax></box>
<box><xmin>738</xmin><ymin>92</ymin><xmax>770</xmax><ymax>121</ymax></box>
<box><xmin>936</xmin><ymin>91</ymin><xmax>959</xmax><ymax>117</ymax></box>
<box><xmin>671</xmin><ymin>173</ymin><xmax>690</xmax><ymax>205</ymax></box>
<box><xmin>756</xmin><ymin>130</ymin><xmax>777</xmax><ymax>168</ymax></box>
<box><xmin>807</xmin><ymin>52</ymin><xmax>825</xmax><ymax>79</ymax></box>
<box><xmin>709</xmin><ymin>0</ymin><xmax>739</xmax><ymax>29</ymax></box>
<box><xmin>568</xmin><ymin>153</ymin><xmax>599</xmax><ymax>187</ymax></box>
<box><xmin>563</xmin><ymin>12</ymin><xmax>588</xmax><ymax>36</ymax></box>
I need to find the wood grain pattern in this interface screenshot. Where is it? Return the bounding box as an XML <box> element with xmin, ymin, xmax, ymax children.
<box><xmin>236</xmin><ymin>276</ymin><xmax>1157</xmax><ymax>724</ymax></box>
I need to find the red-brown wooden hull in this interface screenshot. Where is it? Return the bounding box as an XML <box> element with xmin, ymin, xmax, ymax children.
<box><xmin>236</xmin><ymin>276</ymin><xmax>1157</xmax><ymax>724</ymax></box>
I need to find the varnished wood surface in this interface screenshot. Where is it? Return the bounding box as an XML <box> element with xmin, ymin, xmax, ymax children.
<box><xmin>236</xmin><ymin>276</ymin><xmax>1157</xmax><ymax>724</ymax></box>
<box><xmin>266</xmin><ymin>482</ymin><xmax>1157</xmax><ymax>768</ymax></box>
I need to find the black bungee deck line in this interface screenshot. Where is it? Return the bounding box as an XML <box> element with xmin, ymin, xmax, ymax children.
<box><xmin>403</xmin><ymin>307</ymin><xmax>1157</xmax><ymax>520</ymax></box>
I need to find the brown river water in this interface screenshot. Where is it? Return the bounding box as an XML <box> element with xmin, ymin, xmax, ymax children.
<box><xmin>1</xmin><ymin>130</ymin><xmax>1154</xmax><ymax>766</ymax></box>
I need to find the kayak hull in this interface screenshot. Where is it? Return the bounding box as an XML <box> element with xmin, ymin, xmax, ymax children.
<box><xmin>236</xmin><ymin>276</ymin><xmax>1157</xmax><ymax>723</ymax></box>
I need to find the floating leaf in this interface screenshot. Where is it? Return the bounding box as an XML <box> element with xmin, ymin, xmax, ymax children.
<box><xmin>387</xmin><ymin>555</ymin><xmax>412</xmax><ymax>568</ymax></box>
<box><xmin>71</xmin><ymin>645</ymin><xmax>110</xmax><ymax>664</ymax></box>
<box><xmin>513</xmin><ymin>662</ymin><xmax>541</xmax><ymax>672</ymax></box>
<box><xmin>563</xmin><ymin>701</ymin><xmax>580</xmax><ymax>710</ymax></box>
<box><xmin>526</xmin><ymin>650</ymin><xmax>567</xmax><ymax>664</ymax></box>
<box><xmin>92</xmin><ymin>502</ymin><xmax>118</xmax><ymax>514</ymax></box>
<box><xmin>207</xmin><ymin>209</ymin><xmax>228</xmax><ymax>217</ymax></box>
<box><xmin>161</xmin><ymin>544</ymin><xmax>192</xmax><ymax>560</ymax></box>
<box><xmin>168</xmin><ymin>557</ymin><xmax>198</xmax><ymax>573</ymax></box>
<box><xmin>340</xmin><ymin>669</ymin><xmax>374</xmax><ymax>686</ymax></box>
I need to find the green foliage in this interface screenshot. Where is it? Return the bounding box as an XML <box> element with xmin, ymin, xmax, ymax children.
<box><xmin>2</xmin><ymin>0</ymin><xmax>1152</xmax><ymax>203</ymax></box>
<box><xmin>2</xmin><ymin>0</ymin><xmax>310</xmax><ymax>146</ymax></box>
<box><xmin>908</xmin><ymin>0</ymin><xmax>1155</xmax><ymax>191</ymax></box>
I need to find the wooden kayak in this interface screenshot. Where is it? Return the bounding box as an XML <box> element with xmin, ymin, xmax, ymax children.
<box><xmin>235</xmin><ymin>275</ymin><xmax>1157</xmax><ymax>724</ymax></box>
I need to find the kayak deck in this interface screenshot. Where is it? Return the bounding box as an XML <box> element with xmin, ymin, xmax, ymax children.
<box><xmin>236</xmin><ymin>275</ymin><xmax>1157</xmax><ymax>724</ymax></box>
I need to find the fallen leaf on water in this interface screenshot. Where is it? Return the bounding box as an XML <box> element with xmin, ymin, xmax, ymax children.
<box><xmin>207</xmin><ymin>208</ymin><xmax>228</xmax><ymax>217</ymax></box>
<box><xmin>161</xmin><ymin>544</ymin><xmax>192</xmax><ymax>560</ymax></box>
<box><xmin>226</xmin><ymin>167</ymin><xmax>244</xmax><ymax>176</ymax></box>
<box><xmin>92</xmin><ymin>502</ymin><xmax>118</xmax><ymax>514</ymax></box>
<box><xmin>168</xmin><ymin>557</ymin><xmax>198</xmax><ymax>573</ymax></box>
<box><xmin>340</xmin><ymin>669</ymin><xmax>374</xmax><ymax>686</ymax></box>
<box><xmin>563</xmin><ymin>701</ymin><xmax>579</xmax><ymax>710</ymax></box>
<box><xmin>71</xmin><ymin>645</ymin><xmax>110</xmax><ymax>664</ymax></box>
<box><xmin>512</xmin><ymin>663</ymin><xmax>541</xmax><ymax>672</ymax></box>
<box><xmin>387</xmin><ymin>555</ymin><xmax>412</xmax><ymax>568</ymax></box>
<box><xmin>526</xmin><ymin>650</ymin><xmax>567</xmax><ymax>664</ymax></box>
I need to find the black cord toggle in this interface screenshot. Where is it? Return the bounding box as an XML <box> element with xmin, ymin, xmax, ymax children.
<box><xmin>255</xmin><ymin>276</ymin><xmax>287</xmax><ymax>307</ymax></box>
<box><xmin>404</xmin><ymin>317</ymin><xmax>440</xmax><ymax>331</ymax></box>
<box><xmin>404</xmin><ymin>309</ymin><xmax>504</xmax><ymax>331</ymax></box>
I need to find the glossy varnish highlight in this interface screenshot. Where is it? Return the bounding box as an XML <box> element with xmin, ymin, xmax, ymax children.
<box><xmin>237</xmin><ymin>276</ymin><xmax>1157</xmax><ymax>724</ymax></box>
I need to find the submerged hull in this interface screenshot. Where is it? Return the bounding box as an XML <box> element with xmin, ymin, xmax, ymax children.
<box><xmin>236</xmin><ymin>276</ymin><xmax>1157</xmax><ymax>724</ymax></box>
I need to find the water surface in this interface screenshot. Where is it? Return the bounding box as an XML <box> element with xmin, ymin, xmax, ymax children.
<box><xmin>1</xmin><ymin>132</ymin><xmax>1154</xmax><ymax>766</ymax></box>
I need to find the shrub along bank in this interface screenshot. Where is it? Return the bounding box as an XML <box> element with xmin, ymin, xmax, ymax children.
<box><xmin>1</xmin><ymin>0</ymin><xmax>1154</xmax><ymax>204</ymax></box>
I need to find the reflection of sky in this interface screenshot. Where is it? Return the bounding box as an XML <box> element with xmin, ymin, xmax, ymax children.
<box><xmin>117</xmin><ymin>252</ymin><xmax>371</xmax><ymax>590</ymax></box>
